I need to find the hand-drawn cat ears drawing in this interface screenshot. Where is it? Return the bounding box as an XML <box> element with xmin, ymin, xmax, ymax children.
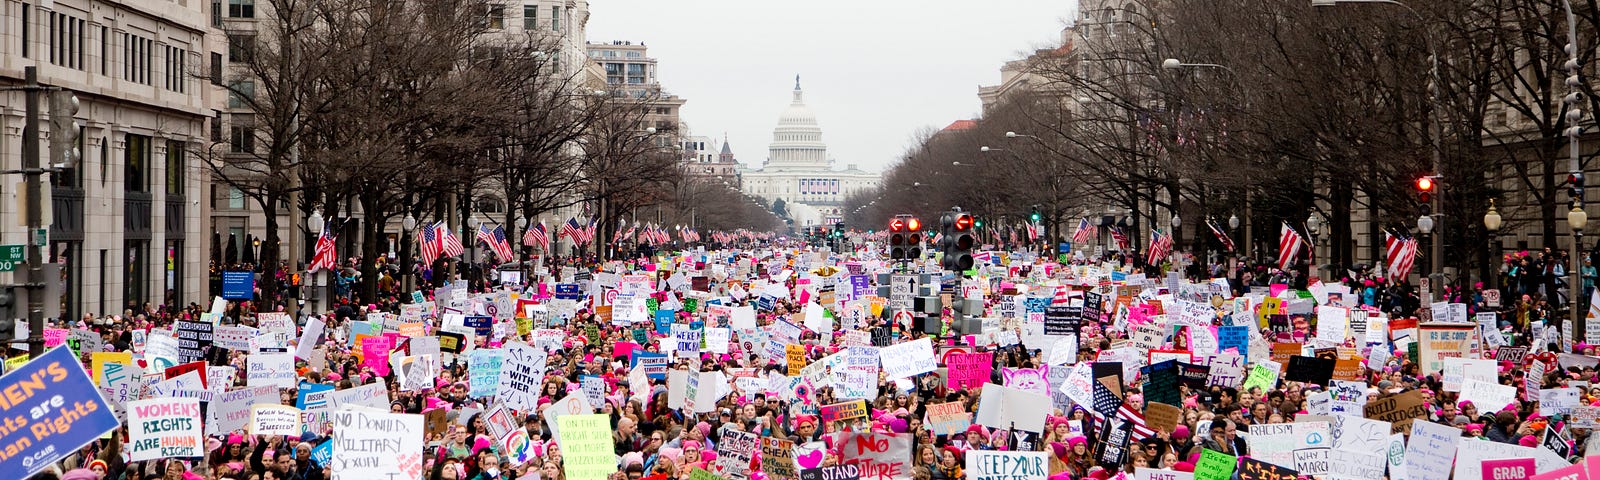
<box><xmin>1002</xmin><ymin>365</ymin><xmax>1049</xmax><ymax>387</ymax></box>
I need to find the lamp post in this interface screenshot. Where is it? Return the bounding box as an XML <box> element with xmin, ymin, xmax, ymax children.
<box><xmin>401</xmin><ymin>213</ymin><xmax>417</xmax><ymax>295</ymax></box>
<box><xmin>1569</xmin><ymin>205</ymin><xmax>1587</xmax><ymax>338</ymax></box>
<box><xmin>308</xmin><ymin>210</ymin><xmax>325</xmax><ymax>314</ymax></box>
<box><xmin>1307</xmin><ymin>215</ymin><xmax>1322</xmax><ymax>279</ymax></box>
<box><xmin>1483</xmin><ymin>201</ymin><xmax>1502</xmax><ymax>290</ymax></box>
<box><xmin>1417</xmin><ymin>215</ymin><xmax>1435</xmax><ymax>297</ymax></box>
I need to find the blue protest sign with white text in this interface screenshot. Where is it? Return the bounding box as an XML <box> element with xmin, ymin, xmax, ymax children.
<box><xmin>0</xmin><ymin>346</ymin><xmax>120</xmax><ymax>479</ymax></box>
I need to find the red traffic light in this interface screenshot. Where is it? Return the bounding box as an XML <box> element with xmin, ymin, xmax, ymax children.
<box><xmin>953</xmin><ymin>213</ymin><xmax>973</xmax><ymax>231</ymax></box>
<box><xmin>906</xmin><ymin>217</ymin><xmax>921</xmax><ymax>231</ymax></box>
<box><xmin>1416</xmin><ymin>177</ymin><xmax>1434</xmax><ymax>192</ymax></box>
<box><xmin>889</xmin><ymin>218</ymin><xmax>905</xmax><ymax>232</ymax></box>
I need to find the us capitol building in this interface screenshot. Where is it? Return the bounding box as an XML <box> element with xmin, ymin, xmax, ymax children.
<box><xmin>741</xmin><ymin>77</ymin><xmax>880</xmax><ymax>227</ymax></box>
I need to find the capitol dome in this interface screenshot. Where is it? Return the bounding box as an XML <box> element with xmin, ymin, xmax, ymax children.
<box><xmin>767</xmin><ymin>76</ymin><xmax>829</xmax><ymax>170</ymax></box>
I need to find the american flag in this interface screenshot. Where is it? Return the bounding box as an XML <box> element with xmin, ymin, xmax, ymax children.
<box><xmin>582</xmin><ymin>219</ymin><xmax>597</xmax><ymax>244</ymax></box>
<box><xmin>1072</xmin><ymin>217</ymin><xmax>1096</xmax><ymax>244</ymax></box>
<box><xmin>560</xmin><ymin>218</ymin><xmax>582</xmax><ymax>242</ymax></box>
<box><xmin>1109</xmin><ymin>226</ymin><xmax>1130</xmax><ymax>251</ymax></box>
<box><xmin>1009</xmin><ymin>226</ymin><xmax>1019</xmax><ymax>245</ymax></box>
<box><xmin>1386</xmin><ymin>231</ymin><xmax>1419</xmax><ymax>281</ymax></box>
<box><xmin>1025</xmin><ymin>221</ymin><xmax>1041</xmax><ymax>242</ymax></box>
<box><xmin>617</xmin><ymin>223</ymin><xmax>637</xmax><ymax>245</ymax></box>
<box><xmin>1092</xmin><ymin>404</ymin><xmax>1157</xmax><ymax>441</ymax></box>
<box><xmin>419</xmin><ymin>221</ymin><xmax>441</xmax><ymax>265</ymax></box>
<box><xmin>523</xmin><ymin>220</ymin><xmax>549</xmax><ymax>251</ymax></box>
<box><xmin>1207</xmin><ymin>219</ymin><xmax>1236</xmax><ymax>251</ymax></box>
<box><xmin>436</xmin><ymin>221</ymin><xmax>464</xmax><ymax>258</ymax></box>
<box><xmin>477</xmin><ymin>224</ymin><xmax>515</xmax><ymax>262</ymax></box>
<box><xmin>1278</xmin><ymin>222</ymin><xmax>1304</xmax><ymax>270</ymax></box>
<box><xmin>1147</xmin><ymin>228</ymin><xmax>1173</xmax><ymax>265</ymax></box>
<box><xmin>308</xmin><ymin>226</ymin><xmax>338</xmax><ymax>272</ymax></box>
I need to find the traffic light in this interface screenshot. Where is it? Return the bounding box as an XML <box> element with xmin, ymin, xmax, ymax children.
<box><xmin>1415</xmin><ymin>176</ymin><xmax>1435</xmax><ymax>204</ymax></box>
<box><xmin>0</xmin><ymin>288</ymin><xmax>15</xmax><ymax>342</ymax></box>
<box><xmin>49</xmin><ymin>91</ymin><xmax>80</xmax><ymax>169</ymax></box>
<box><xmin>906</xmin><ymin>217</ymin><xmax>923</xmax><ymax>259</ymax></box>
<box><xmin>1030</xmin><ymin>206</ymin><xmax>1041</xmax><ymax>223</ymax></box>
<box><xmin>889</xmin><ymin>215</ymin><xmax>908</xmax><ymax>259</ymax></box>
<box><xmin>940</xmin><ymin>210</ymin><xmax>975</xmax><ymax>272</ymax></box>
<box><xmin>1571</xmin><ymin>173</ymin><xmax>1585</xmax><ymax>205</ymax></box>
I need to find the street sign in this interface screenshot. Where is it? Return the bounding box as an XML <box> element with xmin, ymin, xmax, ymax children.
<box><xmin>0</xmin><ymin>245</ymin><xmax>22</xmax><ymax>272</ymax></box>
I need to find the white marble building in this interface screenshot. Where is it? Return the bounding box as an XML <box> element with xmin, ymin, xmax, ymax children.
<box><xmin>741</xmin><ymin>78</ymin><xmax>878</xmax><ymax>227</ymax></box>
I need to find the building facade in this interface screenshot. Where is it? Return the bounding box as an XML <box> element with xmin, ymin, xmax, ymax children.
<box><xmin>1</xmin><ymin>0</ymin><xmax>217</xmax><ymax>318</ymax></box>
<box><xmin>742</xmin><ymin>79</ymin><xmax>879</xmax><ymax>227</ymax></box>
<box><xmin>681</xmin><ymin>135</ymin><xmax>741</xmax><ymax>187</ymax></box>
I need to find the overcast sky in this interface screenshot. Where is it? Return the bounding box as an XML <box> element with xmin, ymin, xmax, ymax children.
<box><xmin>586</xmin><ymin>1</ymin><xmax>1076</xmax><ymax>174</ymax></box>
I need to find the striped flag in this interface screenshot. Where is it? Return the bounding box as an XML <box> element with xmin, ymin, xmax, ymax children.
<box><xmin>308</xmin><ymin>226</ymin><xmax>338</xmax><ymax>273</ymax></box>
<box><xmin>1026</xmin><ymin>221</ymin><xmax>1041</xmax><ymax>242</ymax></box>
<box><xmin>1207</xmin><ymin>219</ymin><xmax>1236</xmax><ymax>251</ymax></box>
<box><xmin>1277</xmin><ymin>222</ymin><xmax>1304</xmax><ymax>270</ymax></box>
<box><xmin>1092</xmin><ymin>404</ymin><xmax>1157</xmax><ymax>441</ymax></box>
<box><xmin>582</xmin><ymin>219</ymin><xmax>597</xmax><ymax>244</ymax></box>
<box><xmin>523</xmin><ymin>220</ymin><xmax>549</xmax><ymax>251</ymax></box>
<box><xmin>1386</xmin><ymin>231</ymin><xmax>1419</xmax><ymax>281</ymax></box>
<box><xmin>436</xmin><ymin>221</ymin><xmax>464</xmax><ymax>258</ymax></box>
<box><xmin>419</xmin><ymin>221</ymin><xmax>441</xmax><ymax>265</ymax></box>
<box><xmin>1147</xmin><ymin>228</ymin><xmax>1173</xmax><ymax>265</ymax></box>
<box><xmin>1072</xmin><ymin>218</ymin><xmax>1096</xmax><ymax>244</ymax></box>
<box><xmin>560</xmin><ymin>218</ymin><xmax>582</xmax><ymax>242</ymax></box>
<box><xmin>476</xmin><ymin>224</ymin><xmax>514</xmax><ymax>262</ymax></box>
<box><xmin>1109</xmin><ymin>227</ymin><xmax>1129</xmax><ymax>251</ymax></box>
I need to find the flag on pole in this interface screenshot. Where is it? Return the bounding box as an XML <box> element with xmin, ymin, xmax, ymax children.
<box><xmin>1386</xmin><ymin>231</ymin><xmax>1419</xmax><ymax>281</ymax></box>
<box><xmin>1277</xmin><ymin>222</ymin><xmax>1303</xmax><ymax>270</ymax></box>
<box><xmin>437</xmin><ymin>221</ymin><xmax>464</xmax><ymax>258</ymax></box>
<box><xmin>419</xmin><ymin>221</ymin><xmax>441</xmax><ymax>265</ymax></box>
<box><xmin>1147</xmin><ymin>229</ymin><xmax>1173</xmax><ymax>265</ymax></box>
<box><xmin>1109</xmin><ymin>226</ymin><xmax>1130</xmax><ymax>251</ymax></box>
<box><xmin>582</xmin><ymin>219</ymin><xmax>597</xmax><ymax>244</ymax></box>
<box><xmin>308</xmin><ymin>227</ymin><xmax>338</xmax><ymax>273</ymax></box>
<box><xmin>524</xmin><ymin>221</ymin><xmax>550</xmax><ymax>251</ymax></box>
<box><xmin>1072</xmin><ymin>218</ymin><xmax>1096</xmax><ymax>244</ymax></box>
<box><xmin>1025</xmin><ymin>221</ymin><xmax>1041</xmax><ymax>242</ymax></box>
<box><xmin>477</xmin><ymin>224</ymin><xmax>514</xmax><ymax>262</ymax></box>
<box><xmin>560</xmin><ymin>218</ymin><xmax>582</xmax><ymax>242</ymax></box>
<box><xmin>1207</xmin><ymin>219</ymin><xmax>1236</xmax><ymax>251</ymax></box>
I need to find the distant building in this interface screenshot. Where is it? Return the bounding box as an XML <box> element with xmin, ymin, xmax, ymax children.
<box><xmin>681</xmin><ymin>135</ymin><xmax>741</xmax><ymax>187</ymax></box>
<box><xmin>741</xmin><ymin>78</ymin><xmax>879</xmax><ymax>227</ymax></box>
<box><xmin>586</xmin><ymin>41</ymin><xmax>685</xmax><ymax>141</ymax></box>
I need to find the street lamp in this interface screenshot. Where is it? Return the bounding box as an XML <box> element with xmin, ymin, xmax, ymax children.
<box><xmin>307</xmin><ymin>210</ymin><xmax>325</xmax><ymax>314</ymax></box>
<box><xmin>1484</xmin><ymin>201</ymin><xmax>1502</xmax><ymax>289</ymax></box>
<box><xmin>402</xmin><ymin>213</ymin><xmax>417</xmax><ymax>294</ymax></box>
<box><xmin>1570</xmin><ymin>205</ymin><xmax>1587</xmax><ymax>325</ymax></box>
<box><xmin>1228</xmin><ymin>213</ymin><xmax>1240</xmax><ymax>229</ymax></box>
<box><xmin>1161</xmin><ymin>58</ymin><xmax>1237</xmax><ymax>74</ymax></box>
<box><xmin>1417</xmin><ymin>215</ymin><xmax>1434</xmax><ymax>285</ymax></box>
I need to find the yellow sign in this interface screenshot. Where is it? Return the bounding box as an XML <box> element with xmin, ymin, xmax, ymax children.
<box><xmin>786</xmin><ymin>344</ymin><xmax>807</xmax><ymax>376</ymax></box>
<box><xmin>91</xmin><ymin>352</ymin><xmax>133</xmax><ymax>386</ymax></box>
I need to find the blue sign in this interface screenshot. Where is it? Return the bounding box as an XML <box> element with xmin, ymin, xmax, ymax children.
<box><xmin>1218</xmin><ymin>325</ymin><xmax>1249</xmax><ymax>356</ymax></box>
<box><xmin>554</xmin><ymin>284</ymin><xmax>581</xmax><ymax>300</ymax></box>
<box><xmin>0</xmin><ymin>347</ymin><xmax>120</xmax><ymax>479</ymax></box>
<box><xmin>297</xmin><ymin>382</ymin><xmax>334</xmax><ymax>409</ymax></box>
<box><xmin>1058</xmin><ymin>242</ymin><xmax>1071</xmax><ymax>253</ymax></box>
<box><xmin>631</xmin><ymin>351</ymin><xmax>669</xmax><ymax>380</ymax></box>
<box><xmin>654</xmin><ymin>309</ymin><xmax>675</xmax><ymax>334</ymax></box>
<box><xmin>756</xmin><ymin>295</ymin><xmax>776</xmax><ymax>312</ymax></box>
<box><xmin>464</xmin><ymin>316</ymin><xmax>493</xmax><ymax>337</ymax></box>
<box><xmin>311</xmin><ymin>441</ymin><xmax>333</xmax><ymax>467</ymax></box>
<box><xmin>221</xmin><ymin>271</ymin><xmax>255</xmax><ymax>299</ymax></box>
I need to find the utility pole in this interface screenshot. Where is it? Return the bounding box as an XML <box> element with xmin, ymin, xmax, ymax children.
<box><xmin>21</xmin><ymin>67</ymin><xmax>45</xmax><ymax>358</ymax></box>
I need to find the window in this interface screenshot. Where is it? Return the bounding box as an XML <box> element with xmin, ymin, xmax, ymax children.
<box><xmin>21</xmin><ymin>4</ymin><xmax>30</xmax><ymax>59</ymax></box>
<box><xmin>227</xmin><ymin>34</ymin><xmax>254</xmax><ymax>63</ymax></box>
<box><xmin>211</xmin><ymin>53</ymin><xmax>223</xmax><ymax>85</ymax></box>
<box><xmin>229</xmin><ymin>0</ymin><xmax>255</xmax><ymax>18</ymax></box>
<box><xmin>100</xmin><ymin>26</ymin><xmax>108</xmax><ymax>74</ymax></box>
<box><xmin>228</xmin><ymin>80</ymin><xmax>254</xmax><ymax>108</ymax></box>
<box><xmin>126</xmin><ymin>134</ymin><xmax>151</xmax><ymax>193</ymax></box>
<box><xmin>211</xmin><ymin>110</ymin><xmax>224</xmax><ymax>142</ymax></box>
<box><xmin>487</xmin><ymin>5</ymin><xmax>504</xmax><ymax>29</ymax></box>
<box><xmin>212</xmin><ymin>0</ymin><xmax>223</xmax><ymax>27</ymax></box>
<box><xmin>626</xmin><ymin>51</ymin><xmax>641</xmax><ymax>59</ymax></box>
<box><xmin>165</xmin><ymin>45</ymin><xmax>189</xmax><ymax>93</ymax></box>
<box><xmin>227</xmin><ymin>187</ymin><xmax>245</xmax><ymax>209</ymax></box>
<box><xmin>166</xmin><ymin>139</ymin><xmax>185</xmax><ymax>195</ymax></box>
<box><xmin>551</xmin><ymin>6</ymin><xmax>560</xmax><ymax>31</ymax></box>
<box><xmin>230</xmin><ymin>124</ymin><xmax>254</xmax><ymax>153</ymax></box>
<box><xmin>47</xmin><ymin>11</ymin><xmax>87</xmax><ymax>70</ymax></box>
<box><xmin>123</xmin><ymin>32</ymin><xmax>154</xmax><ymax>85</ymax></box>
<box><xmin>477</xmin><ymin>197</ymin><xmax>504</xmax><ymax>214</ymax></box>
<box><xmin>605</xmin><ymin>63</ymin><xmax>623</xmax><ymax>84</ymax></box>
<box><xmin>125</xmin><ymin>240</ymin><xmax>148</xmax><ymax>307</ymax></box>
<box><xmin>627</xmin><ymin>63</ymin><xmax>646</xmax><ymax>84</ymax></box>
<box><xmin>523</xmin><ymin>4</ymin><xmax>536</xmax><ymax>30</ymax></box>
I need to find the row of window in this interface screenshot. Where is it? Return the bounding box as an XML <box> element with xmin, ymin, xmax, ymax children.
<box><xmin>485</xmin><ymin>4</ymin><xmax>565</xmax><ymax>31</ymax></box>
<box><xmin>20</xmin><ymin>5</ymin><xmax>192</xmax><ymax>93</ymax></box>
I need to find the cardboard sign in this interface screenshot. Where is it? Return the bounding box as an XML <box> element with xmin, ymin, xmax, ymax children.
<box><xmin>1194</xmin><ymin>449</ymin><xmax>1237</xmax><ymax>480</ymax></box>
<box><xmin>128</xmin><ymin>398</ymin><xmax>204</xmax><ymax>461</ymax></box>
<box><xmin>799</xmin><ymin>465</ymin><xmax>860</xmax><ymax>480</ymax></box>
<box><xmin>330</xmin><ymin>410</ymin><xmax>424</xmax><ymax>480</ymax></box>
<box><xmin>1404</xmin><ymin>421</ymin><xmax>1461</xmax><ymax>480</ymax></box>
<box><xmin>1283</xmin><ymin>356</ymin><xmax>1335</xmax><ymax>386</ymax></box>
<box><xmin>1237</xmin><ymin>457</ymin><xmax>1298</xmax><ymax>480</ymax></box>
<box><xmin>926</xmin><ymin>402</ymin><xmax>972</xmax><ymax>437</ymax></box>
<box><xmin>1363</xmin><ymin>390</ymin><xmax>1429</xmax><ymax>434</ymax></box>
<box><xmin>250</xmin><ymin>404</ymin><xmax>302</xmax><ymax>436</ymax></box>
<box><xmin>557</xmin><ymin>414</ymin><xmax>617</xmax><ymax>480</ymax></box>
<box><xmin>966</xmin><ymin>450</ymin><xmax>1049</xmax><ymax>480</ymax></box>
<box><xmin>947</xmin><ymin>352</ymin><xmax>994</xmax><ymax>389</ymax></box>
<box><xmin>831</xmin><ymin>432</ymin><xmax>911</xmax><ymax>480</ymax></box>
<box><xmin>761</xmin><ymin>437</ymin><xmax>798</xmax><ymax>480</ymax></box>
<box><xmin>1480</xmin><ymin>458</ymin><xmax>1535</xmax><ymax>480</ymax></box>
<box><xmin>820</xmin><ymin>400</ymin><xmax>868</xmax><ymax>423</ymax></box>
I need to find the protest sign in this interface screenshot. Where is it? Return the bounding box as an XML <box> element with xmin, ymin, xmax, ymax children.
<box><xmin>497</xmin><ymin>343</ymin><xmax>547</xmax><ymax>411</ymax></box>
<box><xmin>469</xmin><ymin>349</ymin><xmax>504</xmax><ymax>398</ymax></box>
<box><xmin>1245</xmin><ymin>422</ymin><xmax>1329</xmax><ymax>470</ymax></box>
<box><xmin>247</xmin><ymin>352</ymin><xmax>297</xmax><ymax>388</ymax></box>
<box><xmin>1237</xmin><ymin>457</ymin><xmax>1298</xmax><ymax>480</ymax></box>
<box><xmin>821</xmin><ymin>400</ymin><xmax>869</xmax><ymax>423</ymax></box>
<box><xmin>1480</xmin><ymin>458</ymin><xmax>1536</xmax><ymax>480</ymax></box>
<box><xmin>926</xmin><ymin>402</ymin><xmax>971</xmax><ymax>437</ymax></box>
<box><xmin>761</xmin><ymin>437</ymin><xmax>798</xmax><ymax>480</ymax></box>
<box><xmin>128</xmin><ymin>398</ymin><xmax>204</xmax><ymax>461</ymax></box>
<box><xmin>966</xmin><ymin>450</ymin><xmax>1049</xmax><ymax>480</ymax></box>
<box><xmin>0</xmin><ymin>347</ymin><xmax>119</xmax><ymax>478</ymax></box>
<box><xmin>976</xmin><ymin>383</ymin><xmax>1050</xmax><ymax>432</ymax></box>
<box><xmin>214</xmin><ymin>325</ymin><xmax>256</xmax><ymax>351</ymax></box>
<box><xmin>879</xmin><ymin>337</ymin><xmax>936</xmax><ymax>379</ymax></box>
<box><xmin>1405</xmin><ymin>421</ymin><xmax>1461</xmax><ymax>480</ymax></box>
<box><xmin>325</xmin><ymin>379</ymin><xmax>392</xmax><ymax>411</ymax></box>
<box><xmin>1193</xmin><ymin>449</ymin><xmax>1237</xmax><ymax>480</ymax></box>
<box><xmin>1417</xmin><ymin>323</ymin><xmax>1478</xmax><ymax>375</ymax></box>
<box><xmin>716</xmin><ymin>429</ymin><xmax>760</xmax><ymax>479</ymax></box>
<box><xmin>209</xmin><ymin>385</ymin><xmax>278</xmax><ymax>435</ymax></box>
<box><xmin>1460</xmin><ymin>379</ymin><xmax>1518</xmax><ymax>412</ymax></box>
<box><xmin>173</xmin><ymin>320</ymin><xmax>214</xmax><ymax>363</ymax></box>
<box><xmin>1452</xmin><ymin>438</ymin><xmax>1572</xmax><ymax>480</ymax></box>
<box><xmin>250</xmin><ymin>404</ymin><xmax>302</xmax><ymax>436</ymax></box>
<box><xmin>557</xmin><ymin>414</ymin><xmax>617</xmax><ymax>480</ymax></box>
<box><xmin>832</xmin><ymin>432</ymin><xmax>911</xmax><ymax>480</ymax></box>
<box><xmin>1364</xmin><ymin>390</ymin><xmax>1429</xmax><ymax>434</ymax></box>
<box><xmin>799</xmin><ymin>465</ymin><xmax>860</xmax><ymax>480</ymax></box>
<box><xmin>330</xmin><ymin>410</ymin><xmax>424</xmax><ymax>480</ymax></box>
<box><xmin>1327</xmin><ymin>449</ymin><xmax>1384</xmax><ymax>480</ymax></box>
<box><xmin>946</xmin><ymin>352</ymin><xmax>994</xmax><ymax>389</ymax></box>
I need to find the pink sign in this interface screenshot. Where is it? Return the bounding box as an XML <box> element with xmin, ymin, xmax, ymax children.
<box><xmin>1482</xmin><ymin>458</ymin><xmax>1536</xmax><ymax>480</ymax></box>
<box><xmin>614</xmin><ymin>341</ymin><xmax>639</xmax><ymax>359</ymax></box>
<box><xmin>945</xmin><ymin>352</ymin><xmax>994</xmax><ymax>389</ymax></box>
<box><xmin>1529</xmin><ymin>462</ymin><xmax>1588</xmax><ymax>480</ymax></box>
<box><xmin>363</xmin><ymin>336</ymin><xmax>394</xmax><ymax>376</ymax></box>
<box><xmin>43</xmin><ymin>328</ymin><xmax>68</xmax><ymax>348</ymax></box>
